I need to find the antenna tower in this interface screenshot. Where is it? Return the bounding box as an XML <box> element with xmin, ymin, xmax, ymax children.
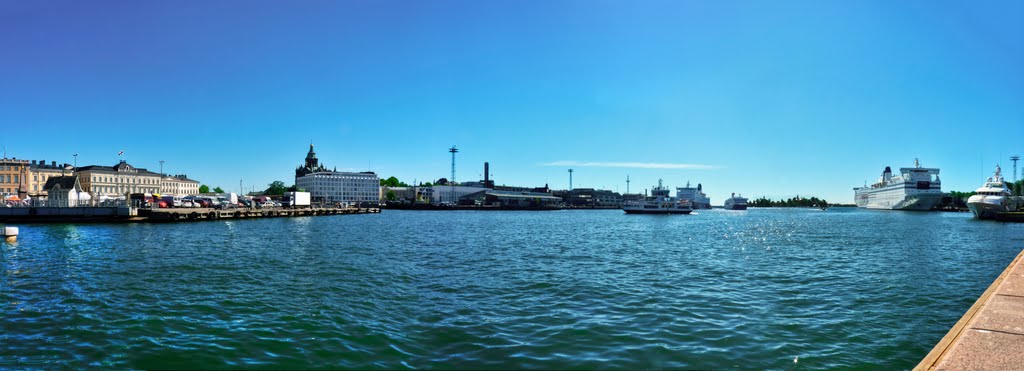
<box><xmin>1012</xmin><ymin>155</ymin><xmax>1021</xmax><ymax>183</ymax></box>
<box><xmin>568</xmin><ymin>169</ymin><xmax>574</xmax><ymax>190</ymax></box>
<box><xmin>449</xmin><ymin>146</ymin><xmax>458</xmax><ymax>183</ymax></box>
<box><xmin>626</xmin><ymin>175</ymin><xmax>630</xmax><ymax>194</ymax></box>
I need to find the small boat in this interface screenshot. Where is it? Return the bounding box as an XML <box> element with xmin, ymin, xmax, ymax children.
<box><xmin>724</xmin><ymin>193</ymin><xmax>748</xmax><ymax>210</ymax></box>
<box><xmin>967</xmin><ymin>165</ymin><xmax>1017</xmax><ymax>219</ymax></box>
<box><xmin>622</xmin><ymin>179</ymin><xmax>693</xmax><ymax>214</ymax></box>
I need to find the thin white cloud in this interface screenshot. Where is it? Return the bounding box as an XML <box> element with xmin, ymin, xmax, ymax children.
<box><xmin>541</xmin><ymin>161</ymin><xmax>718</xmax><ymax>170</ymax></box>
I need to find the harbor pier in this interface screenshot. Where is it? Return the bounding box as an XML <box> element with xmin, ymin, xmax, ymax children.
<box><xmin>915</xmin><ymin>248</ymin><xmax>1024</xmax><ymax>370</ymax></box>
<box><xmin>0</xmin><ymin>206</ymin><xmax>379</xmax><ymax>223</ymax></box>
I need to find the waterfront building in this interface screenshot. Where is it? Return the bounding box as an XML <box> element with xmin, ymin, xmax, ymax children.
<box><xmin>392</xmin><ymin>186</ymin><xmax>434</xmax><ymax>203</ymax></box>
<box><xmin>27</xmin><ymin>160</ymin><xmax>74</xmax><ymax>198</ymax></box>
<box><xmin>381</xmin><ymin>186</ymin><xmax>434</xmax><ymax>203</ymax></box>
<box><xmin>622</xmin><ymin>193</ymin><xmax>645</xmax><ymax>202</ymax></box>
<box><xmin>293</xmin><ymin>144</ymin><xmax>381</xmax><ymax>206</ymax></box>
<box><xmin>458</xmin><ymin>189</ymin><xmax>562</xmax><ymax>207</ymax></box>
<box><xmin>160</xmin><ymin>174</ymin><xmax>200</xmax><ymax>196</ymax></box>
<box><xmin>0</xmin><ymin>158</ymin><xmax>30</xmax><ymax>197</ymax></box>
<box><xmin>77</xmin><ymin>161</ymin><xmax>162</xmax><ymax>198</ymax></box>
<box><xmin>428</xmin><ymin>185</ymin><xmax>488</xmax><ymax>204</ymax></box>
<box><xmin>555</xmin><ymin>188</ymin><xmax>623</xmax><ymax>208</ymax></box>
<box><xmin>43</xmin><ymin>175</ymin><xmax>87</xmax><ymax>207</ymax></box>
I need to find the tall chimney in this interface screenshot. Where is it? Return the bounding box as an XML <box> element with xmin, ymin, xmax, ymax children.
<box><xmin>484</xmin><ymin>162</ymin><xmax>491</xmax><ymax>188</ymax></box>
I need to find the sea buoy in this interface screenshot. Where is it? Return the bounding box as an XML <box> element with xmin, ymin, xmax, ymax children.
<box><xmin>3</xmin><ymin>226</ymin><xmax>18</xmax><ymax>243</ymax></box>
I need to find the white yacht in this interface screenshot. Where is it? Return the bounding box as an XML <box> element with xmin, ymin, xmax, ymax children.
<box><xmin>967</xmin><ymin>165</ymin><xmax>1017</xmax><ymax>219</ymax></box>
<box><xmin>676</xmin><ymin>182</ymin><xmax>711</xmax><ymax>209</ymax></box>
<box><xmin>623</xmin><ymin>180</ymin><xmax>693</xmax><ymax>214</ymax></box>
<box><xmin>723</xmin><ymin>193</ymin><xmax>748</xmax><ymax>210</ymax></box>
<box><xmin>854</xmin><ymin>158</ymin><xmax>942</xmax><ymax>210</ymax></box>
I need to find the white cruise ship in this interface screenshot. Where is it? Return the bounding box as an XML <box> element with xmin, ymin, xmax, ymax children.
<box><xmin>967</xmin><ymin>165</ymin><xmax>1018</xmax><ymax>219</ymax></box>
<box><xmin>623</xmin><ymin>180</ymin><xmax>693</xmax><ymax>214</ymax></box>
<box><xmin>676</xmin><ymin>182</ymin><xmax>711</xmax><ymax>209</ymax></box>
<box><xmin>854</xmin><ymin>158</ymin><xmax>942</xmax><ymax>211</ymax></box>
<box><xmin>723</xmin><ymin>193</ymin><xmax>748</xmax><ymax>210</ymax></box>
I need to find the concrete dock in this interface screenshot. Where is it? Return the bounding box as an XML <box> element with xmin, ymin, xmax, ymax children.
<box><xmin>915</xmin><ymin>249</ymin><xmax>1024</xmax><ymax>370</ymax></box>
<box><xmin>143</xmin><ymin>207</ymin><xmax>379</xmax><ymax>222</ymax></box>
<box><xmin>0</xmin><ymin>206</ymin><xmax>379</xmax><ymax>223</ymax></box>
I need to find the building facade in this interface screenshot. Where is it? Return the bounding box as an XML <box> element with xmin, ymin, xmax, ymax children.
<box><xmin>0</xmin><ymin>158</ymin><xmax>30</xmax><ymax>197</ymax></box>
<box><xmin>28</xmin><ymin>160</ymin><xmax>74</xmax><ymax>197</ymax></box>
<box><xmin>77</xmin><ymin>161</ymin><xmax>162</xmax><ymax>198</ymax></box>
<box><xmin>381</xmin><ymin>186</ymin><xmax>434</xmax><ymax>203</ymax></box>
<box><xmin>43</xmin><ymin>176</ymin><xmax>86</xmax><ymax>207</ymax></box>
<box><xmin>429</xmin><ymin>185</ymin><xmax>488</xmax><ymax>204</ymax></box>
<box><xmin>160</xmin><ymin>174</ymin><xmax>200</xmax><ymax>195</ymax></box>
<box><xmin>556</xmin><ymin>188</ymin><xmax>624</xmax><ymax>208</ymax></box>
<box><xmin>294</xmin><ymin>144</ymin><xmax>380</xmax><ymax>206</ymax></box>
<box><xmin>296</xmin><ymin>171</ymin><xmax>380</xmax><ymax>205</ymax></box>
<box><xmin>459</xmin><ymin>189</ymin><xmax>562</xmax><ymax>207</ymax></box>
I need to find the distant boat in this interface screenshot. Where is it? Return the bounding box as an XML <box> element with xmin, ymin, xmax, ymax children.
<box><xmin>622</xmin><ymin>179</ymin><xmax>693</xmax><ymax>214</ymax></box>
<box><xmin>854</xmin><ymin>158</ymin><xmax>942</xmax><ymax>211</ymax></box>
<box><xmin>967</xmin><ymin>165</ymin><xmax>1017</xmax><ymax>219</ymax></box>
<box><xmin>724</xmin><ymin>193</ymin><xmax>748</xmax><ymax>210</ymax></box>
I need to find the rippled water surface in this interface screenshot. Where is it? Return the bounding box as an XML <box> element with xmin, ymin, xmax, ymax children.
<box><xmin>3</xmin><ymin>208</ymin><xmax>1024</xmax><ymax>369</ymax></box>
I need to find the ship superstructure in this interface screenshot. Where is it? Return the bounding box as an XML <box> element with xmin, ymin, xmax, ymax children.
<box><xmin>676</xmin><ymin>182</ymin><xmax>711</xmax><ymax>209</ymax></box>
<box><xmin>853</xmin><ymin>158</ymin><xmax>942</xmax><ymax>211</ymax></box>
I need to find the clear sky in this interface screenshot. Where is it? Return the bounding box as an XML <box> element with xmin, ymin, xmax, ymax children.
<box><xmin>2</xmin><ymin>0</ymin><xmax>1022</xmax><ymax>203</ymax></box>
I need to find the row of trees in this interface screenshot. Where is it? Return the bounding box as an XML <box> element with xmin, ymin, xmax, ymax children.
<box><xmin>749</xmin><ymin>196</ymin><xmax>829</xmax><ymax>208</ymax></box>
<box><xmin>198</xmin><ymin>185</ymin><xmax>224</xmax><ymax>194</ymax></box>
<box><xmin>381</xmin><ymin>176</ymin><xmax>432</xmax><ymax>187</ymax></box>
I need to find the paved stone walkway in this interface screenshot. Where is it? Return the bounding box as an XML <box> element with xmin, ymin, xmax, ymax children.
<box><xmin>916</xmin><ymin>250</ymin><xmax>1024</xmax><ymax>370</ymax></box>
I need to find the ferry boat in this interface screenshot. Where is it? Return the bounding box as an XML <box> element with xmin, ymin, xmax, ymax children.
<box><xmin>853</xmin><ymin>158</ymin><xmax>942</xmax><ymax>211</ymax></box>
<box><xmin>622</xmin><ymin>180</ymin><xmax>693</xmax><ymax>214</ymax></box>
<box><xmin>967</xmin><ymin>165</ymin><xmax>1017</xmax><ymax>219</ymax></box>
<box><xmin>723</xmin><ymin>193</ymin><xmax>748</xmax><ymax>210</ymax></box>
<box><xmin>676</xmin><ymin>182</ymin><xmax>711</xmax><ymax>209</ymax></box>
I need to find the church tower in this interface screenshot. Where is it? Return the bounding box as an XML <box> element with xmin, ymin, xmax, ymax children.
<box><xmin>296</xmin><ymin>143</ymin><xmax>329</xmax><ymax>178</ymax></box>
<box><xmin>305</xmin><ymin>143</ymin><xmax>319</xmax><ymax>169</ymax></box>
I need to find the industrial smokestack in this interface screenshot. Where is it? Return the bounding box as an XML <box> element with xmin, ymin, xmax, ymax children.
<box><xmin>484</xmin><ymin>162</ymin><xmax>491</xmax><ymax>188</ymax></box>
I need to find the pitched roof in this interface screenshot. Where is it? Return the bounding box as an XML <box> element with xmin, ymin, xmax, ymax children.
<box><xmin>77</xmin><ymin>161</ymin><xmax>161</xmax><ymax>176</ymax></box>
<box><xmin>43</xmin><ymin>175</ymin><xmax>80</xmax><ymax>190</ymax></box>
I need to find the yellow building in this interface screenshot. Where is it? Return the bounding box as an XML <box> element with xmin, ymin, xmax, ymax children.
<box><xmin>0</xmin><ymin>158</ymin><xmax>29</xmax><ymax>197</ymax></box>
<box><xmin>27</xmin><ymin>160</ymin><xmax>74</xmax><ymax>197</ymax></box>
<box><xmin>160</xmin><ymin>174</ymin><xmax>201</xmax><ymax>196</ymax></box>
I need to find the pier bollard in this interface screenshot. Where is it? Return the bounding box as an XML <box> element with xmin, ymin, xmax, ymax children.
<box><xmin>3</xmin><ymin>226</ymin><xmax>18</xmax><ymax>243</ymax></box>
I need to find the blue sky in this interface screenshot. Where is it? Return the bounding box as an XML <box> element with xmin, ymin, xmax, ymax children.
<box><xmin>2</xmin><ymin>0</ymin><xmax>1022</xmax><ymax>203</ymax></box>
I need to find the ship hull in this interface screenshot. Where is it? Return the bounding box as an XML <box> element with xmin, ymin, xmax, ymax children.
<box><xmin>967</xmin><ymin>195</ymin><xmax>1006</xmax><ymax>219</ymax></box>
<box><xmin>855</xmin><ymin>189</ymin><xmax>942</xmax><ymax>211</ymax></box>
<box><xmin>725</xmin><ymin>205</ymin><xmax>747</xmax><ymax>210</ymax></box>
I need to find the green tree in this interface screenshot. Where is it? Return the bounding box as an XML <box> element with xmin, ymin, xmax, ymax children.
<box><xmin>380</xmin><ymin>176</ymin><xmax>409</xmax><ymax>187</ymax></box>
<box><xmin>199</xmin><ymin>184</ymin><xmax>210</xmax><ymax>193</ymax></box>
<box><xmin>385</xmin><ymin>190</ymin><xmax>396</xmax><ymax>201</ymax></box>
<box><xmin>213</xmin><ymin>186</ymin><xmax>225</xmax><ymax>193</ymax></box>
<box><xmin>264</xmin><ymin>181</ymin><xmax>287</xmax><ymax>195</ymax></box>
